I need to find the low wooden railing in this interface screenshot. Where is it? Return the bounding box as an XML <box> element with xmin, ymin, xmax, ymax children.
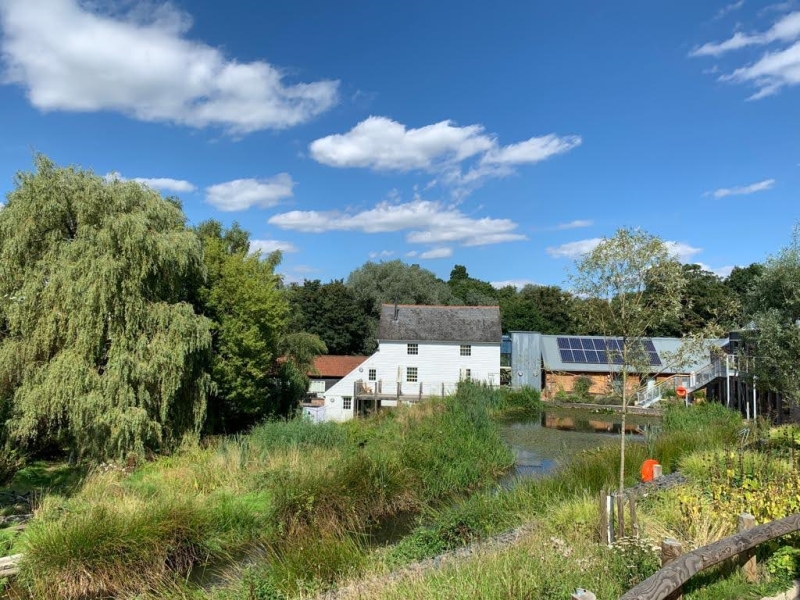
<box><xmin>620</xmin><ymin>512</ymin><xmax>800</xmax><ymax>600</ymax></box>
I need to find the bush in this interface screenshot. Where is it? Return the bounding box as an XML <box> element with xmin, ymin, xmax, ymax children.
<box><xmin>573</xmin><ymin>376</ymin><xmax>593</xmax><ymax>400</ymax></box>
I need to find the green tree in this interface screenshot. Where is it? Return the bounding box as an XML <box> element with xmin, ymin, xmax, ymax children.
<box><xmin>743</xmin><ymin>230</ymin><xmax>800</xmax><ymax>401</ymax></box>
<box><xmin>726</xmin><ymin>263</ymin><xmax>764</xmax><ymax>306</ymax></box>
<box><xmin>447</xmin><ymin>265</ymin><xmax>498</xmax><ymax>305</ymax></box>
<box><xmin>500</xmin><ymin>284</ymin><xmax>578</xmax><ymax>334</ymax></box>
<box><xmin>287</xmin><ymin>279</ymin><xmax>370</xmax><ymax>355</ymax></box>
<box><xmin>648</xmin><ymin>264</ymin><xmax>739</xmax><ymax>336</ymax></box>
<box><xmin>194</xmin><ymin>221</ymin><xmax>288</xmax><ymax>431</ymax></box>
<box><xmin>346</xmin><ymin>260</ymin><xmax>457</xmax><ymax>351</ymax></box>
<box><xmin>0</xmin><ymin>157</ymin><xmax>212</xmax><ymax>460</ymax></box>
<box><xmin>570</xmin><ymin>228</ymin><xmax>686</xmax><ymax>493</ymax></box>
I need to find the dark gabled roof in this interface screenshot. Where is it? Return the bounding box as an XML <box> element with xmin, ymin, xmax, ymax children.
<box><xmin>378</xmin><ymin>304</ymin><xmax>502</xmax><ymax>343</ymax></box>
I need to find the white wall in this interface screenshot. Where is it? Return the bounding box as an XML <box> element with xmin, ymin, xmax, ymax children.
<box><xmin>323</xmin><ymin>340</ymin><xmax>500</xmax><ymax>422</ymax></box>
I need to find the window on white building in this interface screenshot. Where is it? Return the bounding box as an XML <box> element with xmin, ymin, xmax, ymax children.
<box><xmin>368</xmin><ymin>368</ymin><xmax>377</xmax><ymax>381</ymax></box>
<box><xmin>461</xmin><ymin>368</ymin><xmax>471</xmax><ymax>381</ymax></box>
<box><xmin>407</xmin><ymin>367</ymin><xmax>418</xmax><ymax>382</ymax></box>
<box><xmin>460</xmin><ymin>344</ymin><xmax>472</xmax><ymax>356</ymax></box>
<box><xmin>407</xmin><ymin>343</ymin><xmax>418</xmax><ymax>355</ymax></box>
<box><xmin>343</xmin><ymin>397</ymin><xmax>352</xmax><ymax>410</ymax></box>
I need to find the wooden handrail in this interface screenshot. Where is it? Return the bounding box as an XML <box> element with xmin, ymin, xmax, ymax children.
<box><xmin>620</xmin><ymin>513</ymin><xmax>800</xmax><ymax>600</ymax></box>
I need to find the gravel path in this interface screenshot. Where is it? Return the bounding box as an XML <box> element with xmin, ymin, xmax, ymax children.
<box><xmin>313</xmin><ymin>472</ymin><xmax>687</xmax><ymax>600</ymax></box>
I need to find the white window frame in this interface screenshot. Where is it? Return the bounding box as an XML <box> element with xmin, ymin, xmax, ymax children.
<box><xmin>406</xmin><ymin>366</ymin><xmax>418</xmax><ymax>382</ymax></box>
<box><xmin>368</xmin><ymin>368</ymin><xmax>377</xmax><ymax>381</ymax></box>
<box><xmin>460</xmin><ymin>344</ymin><xmax>472</xmax><ymax>356</ymax></box>
<box><xmin>342</xmin><ymin>396</ymin><xmax>352</xmax><ymax>410</ymax></box>
<box><xmin>407</xmin><ymin>343</ymin><xmax>419</xmax><ymax>355</ymax></box>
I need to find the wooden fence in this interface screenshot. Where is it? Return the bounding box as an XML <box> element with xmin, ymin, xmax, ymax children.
<box><xmin>619</xmin><ymin>512</ymin><xmax>800</xmax><ymax>600</ymax></box>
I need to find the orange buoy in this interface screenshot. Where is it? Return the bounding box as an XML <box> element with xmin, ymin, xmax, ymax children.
<box><xmin>641</xmin><ymin>459</ymin><xmax>659</xmax><ymax>482</ymax></box>
<box><xmin>676</xmin><ymin>386</ymin><xmax>687</xmax><ymax>398</ymax></box>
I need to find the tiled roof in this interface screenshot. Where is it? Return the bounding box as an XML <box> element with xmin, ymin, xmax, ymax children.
<box><xmin>312</xmin><ymin>355</ymin><xmax>368</xmax><ymax>378</ymax></box>
<box><xmin>378</xmin><ymin>304</ymin><xmax>502</xmax><ymax>343</ymax></box>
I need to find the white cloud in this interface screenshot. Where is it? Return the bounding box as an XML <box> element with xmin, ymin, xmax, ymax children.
<box><xmin>706</xmin><ymin>178</ymin><xmax>775</xmax><ymax>198</ymax></box>
<box><xmin>547</xmin><ymin>238</ymin><xmax>703</xmax><ymax>263</ymax></box>
<box><xmin>664</xmin><ymin>242</ymin><xmax>703</xmax><ymax>262</ymax></box>
<box><xmin>268</xmin><ymin>198</ymin><xmax>527</xmax><ymax>247</ymax></box>
<box><xmin>715</xmin><ymin>0</ymin><xmax>745</xmax><ymax>20</ymax></box>
<box><xmin>249</xmin><ymin>239</ymin><xmax>298</xmax><ymax>254</ymax></box>
<box><xmin>309</xmin><ymin>116</ymin><xmax>580</xmax><ymax>195</ymax></box>
<box><xmin>291</xmin><ymin>265</ymin><xmax>318</xmax><ymax>274</ymax></box>
<box><xmin>691</xmin><ymin>11</ymin><xmax>800</xmax><ymax>56</ymax></box>
<box><xmin>556</xmin><ymin>219</ymin><xmax>593</xmax><ymax>230</ymax></box>
<box><xmin>722</xmin><ymin>41</ymin><xmax>800</xmax><ymax>98</ymax></box>
<box><xmin>206</xmin><ymin>175</ymin><xmax>294</xmax><ymax>211</ymax></box>
<box><xmin>106</xmin><ymin>172</ymin><xmax>196</xmax><ymax>193</ymax></box>
<box><xmin>480</xmin><ymin>134</ymin><xmax>582</xmax><ymax>166</ymax></box>
<box><xmin>418</xmin><ymin>247</ymin><xmax>453</xmax><ymax>259</ymax></box>
<box><xmin>0</xmin><ymin>0</ymin><xmax>338</xmax><ymax>134</ymax></box>
<box><xmin>697</xmin><ymin>263</ymin><xmax>736</xmax><ymax>277</ymax></box>
<box><xmin>368</xmin><ymin>250</ymin><xmax>395</xmax><ymax>259</ymax></box>
<box><xmin>491</xmin><ymin>279</ymin><xmax>538</xmax><ymax>290</ymax></box>
<box><xmin>133</xmin><ymin>177</ymin><xmax>196</xmax><ymax>193</ymax></box>
<box><xmin>546</xmin><ymin>238</ymin><xmax>603</xmax><ymax>259</ymax></box>
<box><xmin>310</xmin><ymin>116</ymin><xmax>494</xmax><ymax>171</ymax></box>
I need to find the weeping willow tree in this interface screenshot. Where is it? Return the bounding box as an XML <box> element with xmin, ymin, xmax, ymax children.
<box><xmin>0</xmin><ymin>157</ymin><xmax>212</xmax><ymax>460</ymax></box>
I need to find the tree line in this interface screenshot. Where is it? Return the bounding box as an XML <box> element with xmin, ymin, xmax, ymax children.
<box><xmin>0</xmin><ymin>157</ymin><xmax>790</xmax><ymax>465</ymax></box>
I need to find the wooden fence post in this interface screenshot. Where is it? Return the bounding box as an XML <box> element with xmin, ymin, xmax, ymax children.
<box><xmin>629</xmin><ymin>493</ymin><xmax>639</xmax><ymax>538</ymax></box>
<box><xmin>617</xmin><ymin>493</ymin><xmax>626</xmax><ymax>539</ymax></box>
<box><xmin>599</xmin><ymin>490</ymin><xmax>608</xmax><ymax>545</ymax></box>
<box><xmin>738</xmin><ymin>513</ymin><xmax>758</xmax><ymax>582</ymax></box>
<box><xmin>661</xmin><ymin>538</ymin><xmax>683</xmax><ymax>600</ymax></box>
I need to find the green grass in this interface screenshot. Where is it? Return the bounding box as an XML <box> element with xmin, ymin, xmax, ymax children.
<box><xmin>12</xmin><ymin>385</ymin><xmax>514</xmax><ymax>599</ymax></box>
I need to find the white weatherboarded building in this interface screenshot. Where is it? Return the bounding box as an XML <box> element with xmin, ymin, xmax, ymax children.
<box><xmin>322</xmin><ymin>304</ymin><xmax>502</xmax><ymax>421</ymax></box>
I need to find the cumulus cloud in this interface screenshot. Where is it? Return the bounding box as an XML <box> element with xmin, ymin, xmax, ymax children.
<box><xmin>697</xmin><ymin>263</ymin><xmax>736</xmax><ymax>277</ymax></box>
<box><xmin>206</xmin><ymin>175</ymin><xmax>294</xmax><ymax>211</ymax></box>
<box><xmin>249</xmin><ymin>239</ymin><xmax>298</xmax><ymax>254</ymax></box>
<box><xmin>368</xmin><ymin>250</ymin><xmax>395</xmax><ymax>260</ymax></box>
<box><xmin>309</xmin><ymin>116</ymin><xmax>580</xmax><ymax>194</ymax></box>
<box><xmin>268</xmin><ymin>198</ymin><xmax>527</xmax><ymax>248</ymax></box>
<box><xmin>0</xmin><ymin>0</ymin><xmax>338</xmax><ymax>134</ymax></box>
<box><xmin>705</xmin><ymin>178</ymin><xmax>775</xmax><ymax>198</ymax></box>
<box><xmin>547</xmin><ymin>238</ymin><xmax>703</xmax><ymax>263</ymax></box>
<box><xmin>491</xmin><ymin>279</ymin><xmax>538</xmax><ymax>290</ymax></box>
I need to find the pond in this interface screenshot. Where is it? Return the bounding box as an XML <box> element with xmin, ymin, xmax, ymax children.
<box><xmin>497</xmin><ymin>408</ymin><xmax>660</xmax><ymax>483</ymax></box>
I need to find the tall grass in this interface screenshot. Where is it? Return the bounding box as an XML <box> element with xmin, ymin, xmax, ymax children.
<box><xmin>14</xmin><ymin>386</ymin><xmax>513</xmax><ymax>599</ymax></box>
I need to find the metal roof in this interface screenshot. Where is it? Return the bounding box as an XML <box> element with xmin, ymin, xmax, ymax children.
<box><xmin>539</xmin><ymin>334</ymin><xmax>727</xmax><ymax>374</ymax></box>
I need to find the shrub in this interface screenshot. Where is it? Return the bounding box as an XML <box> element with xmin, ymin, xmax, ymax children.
<box><xmin>573</xmin><ymin>376</ymin><xmax>593</xmax><ymax>400</ymax></box>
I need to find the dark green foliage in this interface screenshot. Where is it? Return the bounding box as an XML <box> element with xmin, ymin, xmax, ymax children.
<box><xmin>193</xmin><ymin>220</ymin><xmax>288</xmax><ymax>432</ymax></box>
<box><xmin>0</xmin><ymin>157</ymin><xmax>212</xmax><ymax>460</ymax></box>
<box><xmin>346</xmin><ymin>260</ymin><xmax>456</xmax><ymax>352</ymax></box>
<box><xmin>447</xmin><ymin>265</ymin><xmax>498</xmax><ymax>306</ymax></box>
<box><xmin>499</xmin><ymin>284</ymin><xmax>579</xmax><ymax>334</ymax></box>
<box><xmin>573</xmin><ymin>375</ymin><xmax>593</xmax><ymax>400</ymax></box>
<box><xmin>648</xmin><ymin>263</ymin><xmax>739</xmax><ymax>336</ymax></box>
<box><xmin>287</xmin><ymin>279</ymin><xmax>370</xmax><ymax>355</ymax></box>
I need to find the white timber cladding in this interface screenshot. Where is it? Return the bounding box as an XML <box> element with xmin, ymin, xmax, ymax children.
<box><xmin>322</xmin><ymin>340</ymin><xmax>500</xmax><ymax>422</ymax></box>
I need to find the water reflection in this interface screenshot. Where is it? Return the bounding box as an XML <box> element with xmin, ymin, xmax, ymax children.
<box><xmin>498</xmin><ymin>409</ymin><xmax>659</xmax><ymax>485</ymax></box>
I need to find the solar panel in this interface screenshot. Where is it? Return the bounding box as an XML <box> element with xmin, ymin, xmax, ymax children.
<box><xmin>555</xmin><ymin>337</ymin><xmax>662</xmax><ymax>368</ymax></box>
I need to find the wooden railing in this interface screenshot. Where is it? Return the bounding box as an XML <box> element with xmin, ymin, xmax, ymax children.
<box><xmin>620</xmin><ymin>512</ymin><xmax>800</xmax><ymax>600</ymax></box>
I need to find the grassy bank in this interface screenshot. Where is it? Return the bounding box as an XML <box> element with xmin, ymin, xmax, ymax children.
<box><xmin>9</xmin><ymin>384</ymin><xmax>519</xmax><ymax>599</ymax></box>
<box><xmin>323</xmin><ymin>403</ymin><xmax>800</xmax><ymax>600</ymax></box>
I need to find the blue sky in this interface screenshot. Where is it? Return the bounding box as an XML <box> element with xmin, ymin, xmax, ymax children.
<box><xmin>0</xmin><ymin>0</ymin><xmax>798</xmax><ymax>288</ymax></box>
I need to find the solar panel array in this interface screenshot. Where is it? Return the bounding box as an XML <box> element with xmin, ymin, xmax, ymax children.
<box><xmin>556</xmin><ymin>337</ymin><xmax>661</xmax><ymax>366</ymax></box>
